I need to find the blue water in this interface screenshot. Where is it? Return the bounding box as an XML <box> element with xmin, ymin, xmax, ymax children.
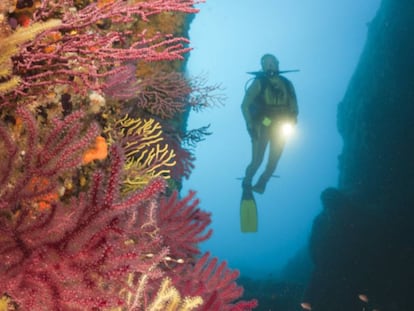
<box><xmin>182</xmin><ymin>0</ymin><xmax>381</xmax><ymax>279</ymax></box>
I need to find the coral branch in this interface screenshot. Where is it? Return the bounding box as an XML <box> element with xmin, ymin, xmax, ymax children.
<box><xmin>188</xmin><ymin>75</ymin><xmax>226</xmax><ymax>112</ymax></box>
<box><xmin>0</xmin><ymin>108</ymin><xmax>99</xmax><ymax>210</ymax></box>
<box><xmin>0</xmin><ymin>1</ymin><xmax>258</xmax><ymax>310</ymax></box>
<box><xmin>147</xmin><ymin>277</ymin><xmax>203</xmax><ymax>311</ymax></box>
<box><xmin>102</xmin><ymin>63</ymin><xmax>141</xmax><ymax>100</ymax></box>
<box><xmin>0</xmin><ymin>19</ymin><xmax>61</xmax><ymax>95</ymax></box>
<box><xmin>133</xmin><ymin>72</ymin><xmax>192</xmax><ymax>119</ymax></box>
<box><xmin>0</xmin><ymin>144</ymin><xmax>167</xmax><ymax>310</ymax></box>
<box><xmin>173</xmin><ymin>252</ymin><xmax>258</xmax><ymax>311</ymax></box>
<box><xmin>158</xmin><ymin>191</ymin><xmax>212</xmax><ymax>259</ymax></box>
<box><xmin>106</xmin><ymin>115</ymin><xmax>176</xmax><ymax>193</ymax></box>
<box><xmin>0</xmin><ymin>0</ymin><xmax>199</xmax><ymax>105</ymax></box>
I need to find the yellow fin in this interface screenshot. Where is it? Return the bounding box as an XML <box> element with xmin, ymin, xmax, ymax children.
<box><xmin>240</xmin><ymin>199</ymin><xmax>258</xmax><ymax>232</ymax></box>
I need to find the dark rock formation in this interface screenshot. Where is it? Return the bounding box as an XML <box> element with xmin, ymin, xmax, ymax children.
<box><xmin>305</xmin><ymin>1</ymin><xmax>414</xmax><ymax>310</ymax></box>
<box><xmin>338</xmin><ymin>0</ymin><xmax>414</xmax><ymax>203</ymax></box>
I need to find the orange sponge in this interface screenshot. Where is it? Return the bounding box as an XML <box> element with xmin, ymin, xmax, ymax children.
<box><xmin>82</xmin><ymin>136</ymin><xmax>108</xmax><ymax>164</ymax></box>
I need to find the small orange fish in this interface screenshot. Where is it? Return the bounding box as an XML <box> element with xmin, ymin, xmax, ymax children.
<box><xmin>300</xmin><ymin>302</ymin><xmax>312</xmax><ymax>310</ymax></box>
<box><xmin>358</xmin><ymin>294</ymin><xmax>369</xmax><ymax>303</ymax></box>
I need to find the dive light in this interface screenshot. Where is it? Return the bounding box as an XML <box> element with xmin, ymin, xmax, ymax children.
<box><xmin>281</xmin><ymin>122</ymin><xmax>294</xmax><ymax>138</ymax></box>
<box><xmin>262</xmin><ymin>117</ymin><xmax>295</xmax><ymax>138</ymax></box>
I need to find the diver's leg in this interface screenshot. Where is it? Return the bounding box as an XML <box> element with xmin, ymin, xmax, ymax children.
<box><xmin>243</xmin><ymin>125</ymin><xmax>268</xmax><ymax>189</ymax></box>
<box><xmin>253</xmin><ymin>130</ymin><xmax>285</xmax><ymax>193</ymax></box>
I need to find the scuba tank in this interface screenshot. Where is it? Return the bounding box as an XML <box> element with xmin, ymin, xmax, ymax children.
<box><xmin>244</xmin><ymin>69</ymin><xmax>299</xmax><ymax>127</ymax></box>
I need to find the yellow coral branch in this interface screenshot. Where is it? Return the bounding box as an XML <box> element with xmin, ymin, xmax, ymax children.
<box><xmin>0</xmin><ymin>19</ymin><xmax>61</xmax><ymax>94</ymax></box>
<box><xmin>0</xmin><ymin>75</ymin><xmax>21</xmax><ymax>94</ymax></box>
<box><xmin>147</xmin><ymin>278</ymin><xmax>203</xmax><ymax>311</ymax></box>
<box><xmin>2</xmin><ymin>19</ymin><xmax>62</xmax><ymax>55</ymax></box>
<box><xmin>122</xmin><ymin>143</ymin><xmax>176</xmax><ymax>193</ymax></box>
<box><xmin>122</xmin><ymin>118</ymin><xmax>164</xmax><ymax>157</ymax></box>
<box><xmin>0</xmin><ymin>58</ymin><xmax>12</xmax><ymax>78</ymax></box>
<box><xmin>0</xmin><ymin>295</ymin><xmax>12</xmax><ymax>311</ymax></box>
<box><xmin>107</xmin><ymin>116</ymin><xmax>176</xmax><ymax>193</ymax></box>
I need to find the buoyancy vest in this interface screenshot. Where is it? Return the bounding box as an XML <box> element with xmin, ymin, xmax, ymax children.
<box><xmin>250</xmin><ymin>75</ymin><xmax>295</xmax><ymax>122</ymax></box>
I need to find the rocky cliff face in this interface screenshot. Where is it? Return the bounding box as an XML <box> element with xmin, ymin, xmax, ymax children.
<box><xmin>306</xmin><ymin>1</ymin><xmax>414</xmax><ymax>310</ymax></box>
<box><xmin>338</xmin><ymin>0</ymin><xmax>414</xmax><ymax>202</ymax></box>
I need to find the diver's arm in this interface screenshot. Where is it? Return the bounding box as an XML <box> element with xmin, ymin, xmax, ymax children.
<box><xmin>286</xmin><ymin>79</ymin><xmax>298</xmax><ymax>122</ymax></box>
<box><xmin>241</xmin><ymin>79</ymin><xmax>260</xmax><ymax>130</ymax></box>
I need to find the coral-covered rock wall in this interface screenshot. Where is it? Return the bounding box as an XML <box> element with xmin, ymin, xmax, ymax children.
<box><xmin>0</xmin><ymin>1</ymin><xmax>256</xmax><ymax>310</ymax></box>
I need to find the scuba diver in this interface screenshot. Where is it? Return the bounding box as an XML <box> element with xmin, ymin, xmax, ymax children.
<box><xmin>241</xmin><ymin>53</ymin><xmax>298</xmax><ymax>194</ymax></box>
